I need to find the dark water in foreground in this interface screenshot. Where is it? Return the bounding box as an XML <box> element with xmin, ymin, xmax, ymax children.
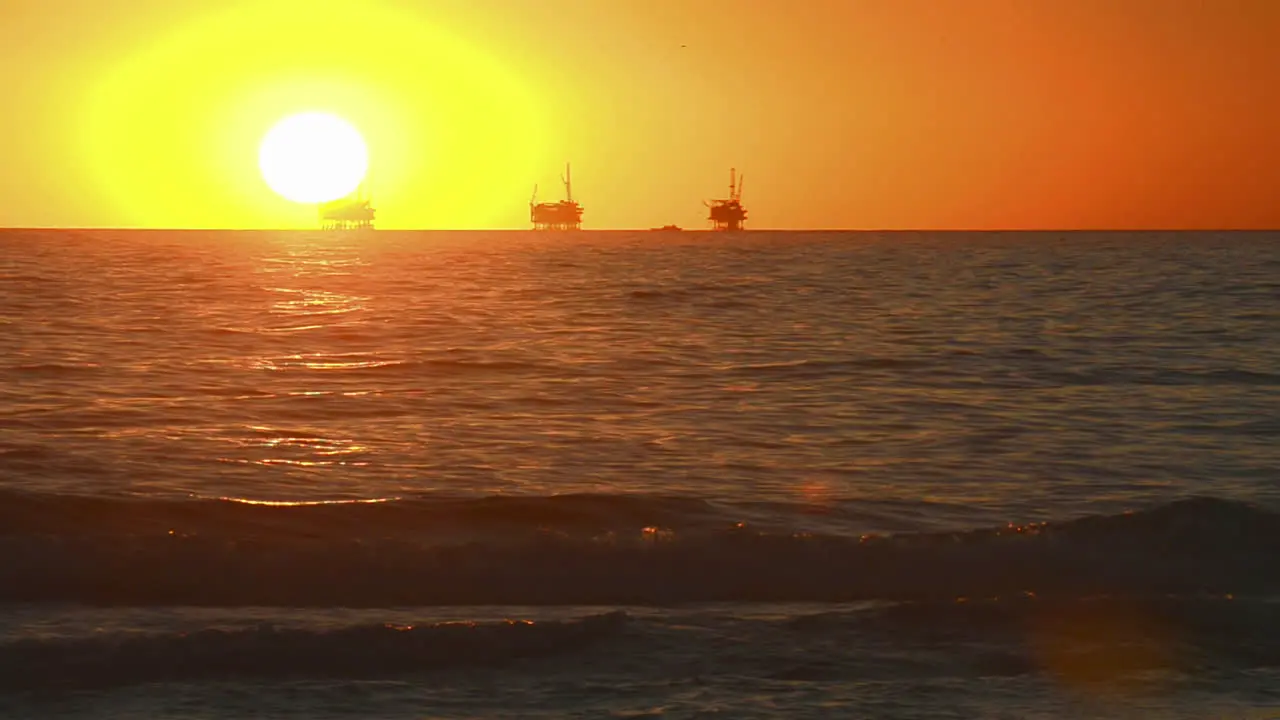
<box><xmin>1</xmin><ymin>229</ymin><xmax>1278</xmax><ymax>718</ymax></box>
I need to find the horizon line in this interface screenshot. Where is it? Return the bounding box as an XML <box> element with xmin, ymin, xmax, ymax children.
<box><xmin>2</xmin><ymin>226</ymin><xmax>1277</xmax><ymax>234</ymax></box>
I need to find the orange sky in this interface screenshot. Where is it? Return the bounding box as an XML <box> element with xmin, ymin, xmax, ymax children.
<box><xmin>2</xmin><ymin>0</ymin><xmax>1277</xmax><ymax>229</ymax></box>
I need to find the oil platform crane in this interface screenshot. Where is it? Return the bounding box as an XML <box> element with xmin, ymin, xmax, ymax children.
<box><xmin>530</xmin><ymin>163</ymin><xmax>583</xmax><ymax>230</ymax></box>
<box><xmin>705</xmin><ymin>168</ymin><xmax>747</xmax><ymax>231</ymax></box>
<box><xmin>319</xmin><ymin>182</ymin><xmax>375</xmax><ymax>230</ymax></box>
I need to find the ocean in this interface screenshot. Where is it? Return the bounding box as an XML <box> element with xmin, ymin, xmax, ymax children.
<box><xmin>1</xmin><ymin>229</ymin><xmax>1277</xmax><ymax>718</ymax></box>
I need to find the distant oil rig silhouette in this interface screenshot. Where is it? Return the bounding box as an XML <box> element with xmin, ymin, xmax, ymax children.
<box><xmin>312</xmin><ymin>163</ymin><xmax>749</xmax><ymax>231</ymax></box>
<box><xmin>530</xmin><ymin>163</ymin><xmax>584</xmax><ymax>231</ymax></box>
<box><xmin>523</xmin><ymin>164</ymin><xmax>747</xmax><ymax>231</ymax></box>
<box><xmin>319</xmin><ymin>182</ymin><xmax>375</xmax><ymax>230</ymax></box>
<box><xmin>705</xmin><ymin>168</ymin><xmax>747</xmax><ymax>231</ymax></box>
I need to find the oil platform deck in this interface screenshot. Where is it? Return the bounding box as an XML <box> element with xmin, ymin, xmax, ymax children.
<box><xmin>706</xmin><ymin>168</ymin><xmax>747</xmax><ymax>231</ymax></box>
<box><xmin>319</xmin><ymin>187</ymin><xmax>375</xmax><ymax>230</ymax></box>
<box><xmin>531</xmin><ymin>163</ymin><xmax>583</xmax><ymax>230</ymax></box>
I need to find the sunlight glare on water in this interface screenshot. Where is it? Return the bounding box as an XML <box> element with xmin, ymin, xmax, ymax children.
<box><xmin>2</xmin><ymin>229</ymin><xmax>1280</xmax><ymax>718</ymax></box>
<box><xmin>0</xmin><ymin>229</ymin><xmax>1277</xmax><ymax>523</ymax></box>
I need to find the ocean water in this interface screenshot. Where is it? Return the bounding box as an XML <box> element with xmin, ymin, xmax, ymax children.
<box><xmin>1</xmin><ymin>228</ymin><xmax>1278</xmax><ymax>718</ymax></box>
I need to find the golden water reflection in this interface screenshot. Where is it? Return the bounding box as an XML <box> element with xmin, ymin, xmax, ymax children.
<box><xmin>251</xmin><ymin>355</ymin><xmax>403</xmax><ymax>372</ymax></box>
<box><xmin>214</xmin><ymin>496</ymin><xmax>399</xmax><ymax>506</ymax></box>
<box><xmin>268</xmin><ymin>287</ymin><xmax>369</xmax><ymax>318</ymax></box>
<box><xmin>226</xmin><ymin>237</ymin><xmax>393</xmax><ymax>483</ymax></box>
<box><xmin>216</xmin><ymin>423</ymin><xmax>375</xmax><ymax>471</ymax></box>
<box><xmin>256</xmin><ymin>239</ymin><xmax>372</xmax><ymax>332</ymax></box>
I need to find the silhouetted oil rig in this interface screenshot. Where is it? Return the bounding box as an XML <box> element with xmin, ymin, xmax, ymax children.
<box><xmin>319</xmin><ymin>183</ymin><xmax>375</xmax><ymax>230</ymax></box>
<box><xmin>530</xmin><ymin>163</ymin><xmax>583</xmax><ymax>230</ymax></box>
<box><xmin>705</xmin><ymin>168</ymin><xmax>747</xmax><ymax>231</ymax></box>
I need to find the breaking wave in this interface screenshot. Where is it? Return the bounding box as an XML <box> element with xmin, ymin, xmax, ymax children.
<box><xmin>3</xmin><ymin>597</ymin><xmax>1279</xmax><ymax>692</ymax></box>
<box><xmin>0</xmin><ymin>492</ymin><xmax>1276</xmax><ymax>607</ymax></box>
<box><xmin>0</xmin><ymin>611</ymin><xmax>628</xmax><ymax>692</ymax></box>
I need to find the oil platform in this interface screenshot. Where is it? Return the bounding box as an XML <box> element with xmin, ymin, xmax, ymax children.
<box><xmin>705</xmin><ymin>168</ymin><xmax>747</xmax><ymax>231</ymax></box>
<box><xmin>530</xmin><ymin>163</ymin><xmax>583</xmax><ymax>230</ymax></box>
<box><xmin>319</xmin><ymin>184</ymin><xmax>375</xmax><ymax>230</ymax></box>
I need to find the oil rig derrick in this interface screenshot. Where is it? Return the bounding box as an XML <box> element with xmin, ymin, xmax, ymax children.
<box><xmin>319</xmin><ymin>183</ymin><xmax>375</xmax><ymax>230</ymax></box>
<box><xmin>705</xmin><ymin>167</ymin><xmax>747</xmax><ymax>231</ymax></box>
<box><xmin>530</xmin><ymin>163</ymin><xmax>583</xmax><ymax>230</ymax></box>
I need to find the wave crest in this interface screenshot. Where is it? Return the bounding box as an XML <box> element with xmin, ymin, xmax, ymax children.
<box><xmin>0</xmin><ymin>493</ymin><xmax>1276</xmax><ymax>606</ymax></box>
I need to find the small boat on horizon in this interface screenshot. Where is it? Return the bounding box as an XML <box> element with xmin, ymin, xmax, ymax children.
<box><xmin>650</xmin><ymin>225</ymin><xmax>683</xmax><ymax>232</ymax></box>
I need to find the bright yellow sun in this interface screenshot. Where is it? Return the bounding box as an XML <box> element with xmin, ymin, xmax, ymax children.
<box><xmin>259</xmin><ymin>112</ymin><xmax>368</xmax><ymax>204</ymax></box>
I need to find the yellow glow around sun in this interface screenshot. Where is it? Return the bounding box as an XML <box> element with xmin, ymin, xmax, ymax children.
<box><xmin>77</xmin><ymin>0</ymin><xmax>548</xmax><ymax>228</ymax></box>
<box><xmin>259</xmin><ymin>112</ymin><xmax>368</xmax><ymax>204</ymax></box>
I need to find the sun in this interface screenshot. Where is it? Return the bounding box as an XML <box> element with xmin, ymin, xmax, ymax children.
<box><xmin>259</xmin><ymin>112</ymin><xmax>368</xmax><ymax>204</ymax></box>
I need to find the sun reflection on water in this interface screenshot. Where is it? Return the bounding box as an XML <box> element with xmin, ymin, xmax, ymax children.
<box><xmin>216</xmin><ymin>426</ymin><xmax>375</xmax><ymax>470</ymax></box>
<box><xmin>214</xmin><ymin>496</ymin><xmax>400</xmax><ymax>506</ymax></box>
<box><xmin>267</xmin><ymin>287</ymin><xmax>370</xmax><ymax>318</ymax></box>
<box><xmin>211</xmin><ymin>238</ymin><xmax>403</xmax><ymax>485</ymax></box>
<box><xmin>251</xmin><ymin>355</ymin><xmax>403</xmax><ymax>372</ymax></box>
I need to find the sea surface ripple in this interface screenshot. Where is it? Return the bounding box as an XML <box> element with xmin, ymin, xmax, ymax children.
<box><xmin>1</xmin><ymin>229</ymin><xmax>1278</xmax><ymax>717</ymax></box>
<box><xmin>2</xmin><ymin>230</ymin><xmax>1277</xmax><ymax>521</ymax></box>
